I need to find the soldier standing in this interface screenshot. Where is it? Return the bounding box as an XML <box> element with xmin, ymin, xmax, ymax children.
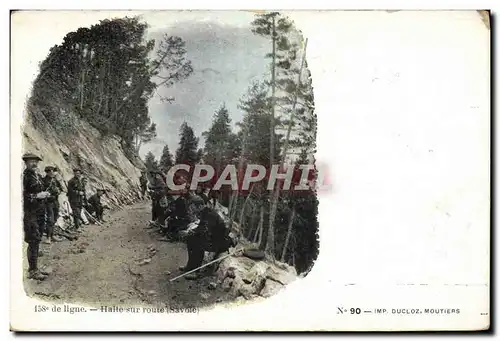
<box><xmin>148</xmin><ymin>170</ymin><xmax>167</xmax><ymax>225</ymax></box>
<box><xmin>42</xmin><ymin>166</ymin><xmax>64</xmax><ymax>244</ymax></box>
<box><xmin>51</xmin><ymin>166</ymin><xmax>65</xmax><ymax>222</ymax></box>
<box><xmin>139</xmin><ymin>171</ymin><xmax>148</xmax><ymax>199</ymax></box>
<box><xmin>22</xmin><ymin>153</ymin><xmax>51</xmax><ymax>280</ymax></box>
<box><xmin>67</xmin><ymin>168</ymin><xmax>86</xmax><ymax>231</ymax></box>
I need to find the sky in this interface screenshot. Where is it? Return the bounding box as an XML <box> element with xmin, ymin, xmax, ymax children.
<box><xmin>143</xmin><ymin>16</ymin><xmax>270</xmax><ymax>159</ymax></box>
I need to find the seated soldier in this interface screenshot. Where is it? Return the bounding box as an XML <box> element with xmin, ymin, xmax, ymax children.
<box><xmin>178</xmin><ymin>195</ymin><xmax>235</xmax><ymax>280</ymax></box>
<box><xmin>161</xmin><ymin>173</ymin><xmax>193</xmax><ymax>240</ymax></box>
<box><xmin>86</xmin><ymin>189</ymin><xmax>109</xmax><ymax>222</ymax></box>
<box><xmin>163</xmin><ymin>191</ymin><xmax>191</xmax><ymax>241</ymax></box>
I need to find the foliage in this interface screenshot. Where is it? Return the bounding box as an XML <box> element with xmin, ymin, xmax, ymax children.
<box><xmin>159</xmin><ymin>144</ymin><xmax>174</xmax><ymax>172</ymax></box>
<box><xmin>144</xmin><ymin>151</ymin><xmax>158</xmax><ymax>171</ymax></box>
<box><xmin>28</xmin><ymin>16</ymin><xmax>192</xmax><ymax>158</ymax></box>
<box><xmin>201</xmin><ymin>104</ymin><xmax>239</xmax><ymax>173</ymax></box>
<box><xmin>174</xmin><ymin>122</ymin><xmax>200</xmax><ymax>167</ymax></box>
<box><xmin>233</xmin><ymin>12</ymin><xmax>318</xmax><ymax>272</ymax></box>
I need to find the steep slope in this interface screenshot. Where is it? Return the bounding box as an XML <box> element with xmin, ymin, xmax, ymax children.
<box><xmin>22</xmin><ymin>110</ymin><xmax>144</xmax><ymax>214</ymax></box>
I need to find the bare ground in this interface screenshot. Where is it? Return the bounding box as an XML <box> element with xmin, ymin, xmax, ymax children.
<box><xmin>24</xmin><ymin>201</ymin><xmax>232</xmax><ymax>310</ymax></box>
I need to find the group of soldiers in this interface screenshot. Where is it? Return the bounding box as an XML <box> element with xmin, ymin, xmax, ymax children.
<box><xmin>22</xmin><ymin>153</ymin><xmax>109</xmax><ymax>281</ymax></box>
<box><xmin>141</xmin><ymin>169</ymin><xmax>235</xmax><ymax>280</ymax></box>
<box><xmin>22</xmin><ymin>151</ymin><xmax>234</xmax><ymax>282</ymax></box>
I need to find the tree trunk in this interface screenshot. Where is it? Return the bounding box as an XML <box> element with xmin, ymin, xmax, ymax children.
<box><xmin>228</xmin><ymin>192</ymin><xmax>236</xmax><ymax>233</ymax></box>
<box><xmin>238</xmin><ymin>184</ymin><xmax>255</xmax><ymax>225</ymax></box>
<box><xmin>230</xmin><ymin>194</ymin><xmax>239</xmax><ymax>221</ymax></box>
<box><xmin>135</xmin><ymin>135</ymin><xmax>142</xmax><ymax>155</ymax></box>
<box><xmin>230</xmin><ymin>121</ymin><xmax>249</xmax><ymax>224</ymax></box>
<box><xmin>253</xmin><ymin>205</ymin><xmax>264</xmax><ymax>243</ymax></box>
<box><xmin>270</xmin><ymin>15</ymin><xmax>276</xmax><ymax>172</ymax></box>
<box><xmin>94</xmin><ymin>62</ymin><xmax>106</xmax><ymax>117</ymax></box>
<box><xmin>79</xmin><ymin>46</ymin><xmax>87</xmax><ymax>111</ymax></box>
<box><xmin>267</xmin><ymin>38</ymin><xmax>308</xmax><ymax>257</ymax></box>
<box><xmin>281</xmin><ymin>206</ymin><xmax>296</xmax><ymax>262</ymax></box>
<box><xmin>246</xmin><ymin>204</ymin><xmax>256</xmax><ymax>239</ymax></box>
<box><xmin>258</xmin><ymin>206</ymin><xmax>264</xmax><ymax>245</ymax></box>
<box><xmin>79</xmin><ymin>66</ymin><xmax>85</xmax><ymax>110</ymax></box>
<box><xmin>228</xmin><ymin>192</ymin><xmax>234</xmax><ymax>215</ymax></box>
<box><xmin>265</xmin><ymin>16</ymin><xmax>277</xmax><ymax>256</ymax></box>
<box><xmin>252</xmin><ymin>216</ymin><xmax>260</xmax><ymax>243</ymax></box>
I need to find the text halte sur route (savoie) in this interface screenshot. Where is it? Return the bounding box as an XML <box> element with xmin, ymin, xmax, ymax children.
<box><xmin>35</xmin><ymin>305</ymin><xmax>198</xmax><ymax>314</ymax></box>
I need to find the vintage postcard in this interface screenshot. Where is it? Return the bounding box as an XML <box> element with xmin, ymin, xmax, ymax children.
<box><xmin>10</xmin><ymin>10</ymin><xmax>490</xmax><ymax>331</ymax></box>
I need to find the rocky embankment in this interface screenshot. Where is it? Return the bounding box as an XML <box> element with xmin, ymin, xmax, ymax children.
<box><xmin>215</xmin><ymin>251</ymin><xmax>298</xmax><ymax>300</ymax></box>
<box><xmin>22</xmin><ymin>111</ymin><xmax>144</xmax><ymax>228</ymax></box>
<box><xmin>212</xmin><ymin>204</ymin><xmax>299</xmax><ymax>301</ymax></box>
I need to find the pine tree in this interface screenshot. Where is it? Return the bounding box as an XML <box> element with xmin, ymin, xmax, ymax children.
<box><xmin>251</xmin><ymin>12</ymin><xmax>315</xmax><ymax>258</ymax></box>
<box><xmin>144</xmin><ymin>151</ymin><xmax>158</xmax><ymax>171</ymax></box>
<box><xmin>251</xmin><ymin>12</ymin><xmax>299</xmax><ymax>255</ymax></box>
<box><xmin>159</xmin><ymin>144</ymin><xmax>174</xmax><ymax>172</ymax></box>
<box><xmin>175</xmin><ymin>122</ymin><xmax>199</xmax><ymax>167</ymax></box>
<box><xmin>134</xmin><ymin>123</ymin><xmax>157</xmax><ymax>154</ymax></box>
<box><xmin>235</xmin><ymin>81</ymin><xmax>283</xmax><ymax>249</ymax></box>
<box><xmin>202</xmin><ymin>104</ymin><xmax>234</xmax><ymax>175</ymax></box>
<box><xmin>196</xmin><ymin>148</ymin><xmax>204</xmax><ymax>163</ymax></box>
<box><xmin>28</xmin><ymin>16</ymin><xmax>193</xmax><ymax>160</ymax></box>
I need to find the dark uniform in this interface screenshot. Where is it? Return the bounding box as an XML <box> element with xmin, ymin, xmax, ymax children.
<box><xmin>139</xmin><ymin>172</ymin><xmax>148</xmax><ymax>197</ymax></box>
<box><xmin>148</xmin><ymin>171</ymin><xmax>167</xmax><ymax>224</ymax></box>
<box><xmin>42</xmin><ymin>166</ymin><xmax>63</xmax><ymax>241</ymax></box>
<box><xmin>22</xmin><ymin>153</ymin><xmax>48</xmax><ymax>280</ymax></box>
<box><xmin>86</xmin><ymin>191</ymin><xmax>108</xmax><ymax>222</ymax></box>
<box><xmin>181</xmin><ymin>196</ymin><xmax>234</xmax><ymax>279</ymax></box>
<box><xmin>67</xmin><ymin>170</ymin><xmax>86</xmax><ymax>230</ymax></box>
<box><xmin>52</xmin><ymin>166</ymin><xmax>65</xmax><ymax>221</ymax></box>
<box><xmin>164</xmin><ymin>193</ymin><xmax>191</xmax><ymax>239</ymax></box>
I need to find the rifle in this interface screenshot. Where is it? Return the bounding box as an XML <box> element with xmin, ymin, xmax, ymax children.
<box><xmin>82</xmin><ymin>207</ymin><xmax>102</xmax><ymax>226</ymax></box>
<box><xmin>44</xmin><ymin>176</ymin><xmax>61</xmax><ymax>200</ymax></box>
<box><xmin>169</xmin><ymin>247</ymin><xmax>245</xmax><ymax>282</ymax></box>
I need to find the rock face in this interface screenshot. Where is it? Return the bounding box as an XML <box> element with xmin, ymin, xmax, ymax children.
<box><xmin>211</xmin><ymin>205</ymin><xmax>298</xmax><ymax>301</ymax></box>
<box><xmin>216</xmin><ymin>251</ymin><xmax>298</xmax><ymax>300</ymax></box>
<box><xmin>22</xmin><ymin>112</ymin><xmax>144</xmax><ymax>230</ymax></box>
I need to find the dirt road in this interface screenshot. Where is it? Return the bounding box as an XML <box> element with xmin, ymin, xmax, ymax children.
<box><xmin>24</xmin><ymin>201</ymin><xmax>230</xmax><ymax>309</ymax></box>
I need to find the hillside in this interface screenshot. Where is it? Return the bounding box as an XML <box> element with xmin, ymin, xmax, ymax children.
<box><xmin>22</xmin><ymin>108</ymin><xmax>144</xmax><ymax>212</ymax></box>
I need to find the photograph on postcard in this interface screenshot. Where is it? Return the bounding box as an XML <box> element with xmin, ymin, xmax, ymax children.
<box><xmin>10</xmin><ymin>9</ymin><xmax>490</xmax><ymax>331</ymax></box>
<box><xmin>14</xmin><ymin>10</ymin><xmax>319</xmax><ymax>312</ymax></box>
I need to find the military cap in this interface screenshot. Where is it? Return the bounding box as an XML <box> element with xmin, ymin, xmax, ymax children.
<box><xmin>22</xmin><ymin>153</ymin><xmax>42</xmax><ymax>161</ymax></box>
<box><xmin>73</xmin><ymin>168</ymin><xmax>82</xmax><ymax>173</ymax></box>
<box><xmin>44</xmin><ymin>166</ymin><xmax>55</xmax><ymax>172</ymax></box>
<box><xmin>190</xmin><ymin>195</ymin><xmax>205</xmax><ymax>206</ymax></box>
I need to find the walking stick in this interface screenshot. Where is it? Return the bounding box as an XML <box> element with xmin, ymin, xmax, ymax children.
<box><xmin>169</xmin><ymin>247</ymin><xmax>245</xmax><ymax>282</ymax></box>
